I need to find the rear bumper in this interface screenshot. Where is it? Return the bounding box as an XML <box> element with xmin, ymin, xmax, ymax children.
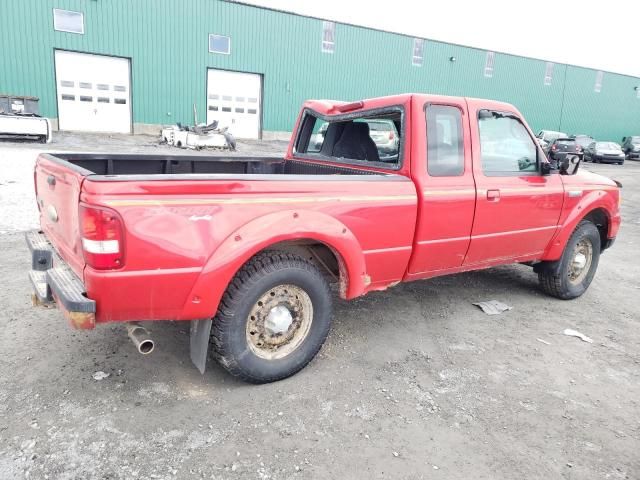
<box><xmin>26</xmin><ymin>230</ymin><xmax>96</xmax><ymax>329</ymax></box>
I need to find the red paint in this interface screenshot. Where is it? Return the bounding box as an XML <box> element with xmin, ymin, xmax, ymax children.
<box><xmin>33</xmin><ymin>94</ymin><xmax>621</xmax><ymax>326</ymax></box>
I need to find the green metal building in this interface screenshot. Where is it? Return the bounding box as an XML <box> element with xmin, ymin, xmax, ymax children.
<box><xmin>1</xmin><ymin>0</ymin><xmax>639</xmax><ymax>140</ymax></box>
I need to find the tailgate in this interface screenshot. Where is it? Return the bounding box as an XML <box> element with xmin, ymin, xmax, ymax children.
<box><xmin>35</xmin><ymin>154</ymin><xmax>86</xmax><ymax>277</ymax></box>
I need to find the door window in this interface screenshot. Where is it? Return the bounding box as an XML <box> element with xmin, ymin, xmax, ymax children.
<box><xmin>478</xmin><ymin>112</ymin><xmax>538</xmax><ymax>175</ymax></box>
<box><xmin>426</xmin><ymin>105</ymin><xmax>464</xmax><ymax>176</ymax></box>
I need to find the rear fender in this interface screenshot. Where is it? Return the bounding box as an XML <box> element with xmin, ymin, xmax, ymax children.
<box><xmin>542</xmin><ymin>190</ymin><xmax>617</xmax><ymax>262</ymax></box>
<box><xmin>179</xmin><ymin>209</ymin><xmax>367</xmax><ymax>321</ymax></box>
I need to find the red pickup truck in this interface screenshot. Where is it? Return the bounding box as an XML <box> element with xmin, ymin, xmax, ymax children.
<box><xmin>27</xmin><ymin>94</ymin><xmax>621</xmax><ymax>383</ymax></box>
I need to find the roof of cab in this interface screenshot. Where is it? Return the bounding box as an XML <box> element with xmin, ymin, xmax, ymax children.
<box><xmin>303</xmin><ymin>94</ymin><xmax>518</xmax><ymax>116</ymax></box>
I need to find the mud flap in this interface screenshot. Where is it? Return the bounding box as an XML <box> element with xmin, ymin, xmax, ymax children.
<box><xmin>190</xmin><ymin>319</ymin><xmax>212</xmax><ymax>374</ymax></box>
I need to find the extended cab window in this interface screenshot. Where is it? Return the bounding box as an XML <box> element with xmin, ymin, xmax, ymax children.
<box><xmin>479</xmin><ymin>111</ymin><xmax>538</xmax><ymax>175</ymax></box>
<box><xmin>295</xmin><ymin>109</ymin><xmax>402</xmax><ymax>167</ymax></box>
<box><xmin>426</xmin><ymin>105</ymin><xmax>464</xmax><ymax>176</ymax></box>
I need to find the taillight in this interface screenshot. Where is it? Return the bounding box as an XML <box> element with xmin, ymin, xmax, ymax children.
<box><xmin>389</xmin><ymin>131</ymin><xmax>395</xmax><ymax>140</ymax></box>
<box><xmin>79</xmin><ymin>204</ymin><xmax>125</xmax><ymax>270</ymax></box>
<box><xmin>551</xmin><ymin>144</ymin><xmax>557</xmax><ymax>151</ymax></box>
<box><xmin>576</xmin><ymin>145</ymin><xmax>582</xmax><ymax>152</ymax></box>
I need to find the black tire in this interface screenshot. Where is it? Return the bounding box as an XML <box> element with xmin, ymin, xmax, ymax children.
<box><xmin>538</xmin><ymin>221</ymin><xmax>601</xmax><ymax>300</ymax></box>
<box><xmin>211</xmin><ymin>250</ymin><xmax>332</xmax><ymax>383</ymax></box>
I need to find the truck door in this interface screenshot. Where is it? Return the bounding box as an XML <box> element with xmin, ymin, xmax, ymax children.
<box><xmin>407</xmin><ymin>96</ymin><xmax>476</xmax><ymax>274</ymax></box>
<box><xmin>463</xmin><ymin>103</ymin><xmax>564</xmax><ymax>265</ymax></box>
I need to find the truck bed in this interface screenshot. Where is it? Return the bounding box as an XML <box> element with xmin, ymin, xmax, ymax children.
<box><xmin>50</xmin><ymin>153</ymin><xmax>380</xmax><ymax>178</ymax></box>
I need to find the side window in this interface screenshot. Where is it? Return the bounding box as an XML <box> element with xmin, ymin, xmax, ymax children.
<box><xmin>479</xmin><ymin>112</ymin><xmax>538</xmax><ymax>175</ymax></box>
<box><xmin>307</xmin><ymin>121</ymin><xmax>329</xmax><ymax>153</ymax></box>
<box><xmin>426</xmin><ymin>105</ymin><xmax>464</xmax><ymax>176</ymax></box>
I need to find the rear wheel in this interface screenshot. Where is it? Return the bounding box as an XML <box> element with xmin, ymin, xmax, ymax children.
<box><xmin>538</xmin><ymin>221</ymin><xmax>601</xmax><ymax>299</ymax></box>
<box><xmin>211</xmin><ymin>251</ymin><xmax>332</xmax><ymax>383</ymax></box>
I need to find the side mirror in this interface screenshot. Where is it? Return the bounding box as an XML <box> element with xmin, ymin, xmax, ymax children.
<box><xmin>540</xmin><ymin>161</ymin><xmax>552</xmax><ymax>176</ymax></box>
<box><xmin>559</xmin><ymin>154</ymin><xmax>581</xmax><ymax>175</ymax></box>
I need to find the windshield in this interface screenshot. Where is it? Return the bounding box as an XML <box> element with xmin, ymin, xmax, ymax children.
<box><xmin>596</xmin><ymin>142</ymin><xmax>621</xmax><ymax>150</ymax></box>
<box><xmin>556</xmin><ymin>140</ymin><xmax>575</xmax><ymax>146</ymax></box>
<box><xmin>574</xmin><ymin>136</ymin><xmax>593</xmax><ymax>147</ymax></box>
<box><xmin>544</xmin><ymin>131</ymin><xmax>566</xmax><ymax>142</ymax></box>
<box><xmin>631</xmin><ymin>137</ymin><xmax>640</xmax><ymax>145</ymax></box>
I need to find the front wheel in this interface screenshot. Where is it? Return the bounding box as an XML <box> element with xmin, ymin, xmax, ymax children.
<box><xmin>211</xmin><ymin>251</ymin><xmax>332</xmax><ymax>383</ymax></box>
<box><xmin>538</xmin><ymin>221</ymin><xmax>601</xmax><ymax>299</ymax></box>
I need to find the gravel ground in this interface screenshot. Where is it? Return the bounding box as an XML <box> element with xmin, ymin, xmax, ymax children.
<box><xmin>0</xmin><ymin>135</ymin><xmax>639</xmax><ymax>480</ymax></box>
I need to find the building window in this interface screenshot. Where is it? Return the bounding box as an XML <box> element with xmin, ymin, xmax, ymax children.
<box><xmin>53</xmin><ymin>9</ymin><xmax>84</xmax><ymax>34</ymax></box>
<box><xmin>322</xmin><ymin>21</ymin><xmax>335</xmax><ymax>53</ymax></box>
<box><xmin>484</xmin><ymin>51</ymin><xmax>495</xmax><ymax>78</ymax></box>
<box><xmin>209</xmin><ymin>34</ymin><xmax>231</xmax><ymax>55</ymax></box>
<box><xmin>544</xmin><ymin>62</ymin><xmax>554</xmax><ymax>86</ymax></box>
<box><xmin>594</xmin><ymin>71</ymin><xmax>604</xmax><ymax>93</ymax></box>
<box><xmin>412</xmin><ymin>38</ymin><xmax>424</xmax><ymax>67</ymax></box>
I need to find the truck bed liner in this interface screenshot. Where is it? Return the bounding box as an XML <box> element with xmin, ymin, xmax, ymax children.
<box><xmin>48</xmin><ymin>153</ymin><xmax>380</xmax><ymax>178</ymax></box>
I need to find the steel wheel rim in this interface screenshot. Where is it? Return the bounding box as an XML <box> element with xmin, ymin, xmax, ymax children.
<box><xmin>246</xmin><ymin>284</ymin><xmax>313</xmax><ymax>360</ymax></box>
<box><xmin>568</xmin><ymin>238</ymin><xmax>593</xmax><ymax>285</ymax></box>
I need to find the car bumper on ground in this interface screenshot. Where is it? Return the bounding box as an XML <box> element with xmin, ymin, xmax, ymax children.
<box><xmin>593</xmin><ymin>155</ymin><xmax>625</xmax><ymax>164</ymax></box>
<box><xmin>26</xmin><ymin>230</ymin><xmax>96</xmax><ymax>329</ymax></box>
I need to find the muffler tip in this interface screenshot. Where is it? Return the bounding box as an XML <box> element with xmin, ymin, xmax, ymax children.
<box><xmin>138</xmin><ymin>339</ymin><xmax>154</xmax><ymax>355</ymax></box>
<box><xmin>126</xmin><ymin>322</ymin><xmax>155</xmax><ymax>355</ymax></box>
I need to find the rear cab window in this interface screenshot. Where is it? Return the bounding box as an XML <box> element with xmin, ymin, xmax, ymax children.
<box><xmin>294</xmin><ymin>107</ymin><xmax>404</xmax><ymax>169</ymax></box>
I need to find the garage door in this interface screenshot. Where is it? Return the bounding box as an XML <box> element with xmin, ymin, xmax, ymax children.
<box><xmin>207</xmin><ymin>69</ymin><xmax>261</xmax><ymax>139</ymax></box>
<box><xmin>54</xmin><ymin>51</ymin><xmax>131</xmax><ymax>133</ymax></box>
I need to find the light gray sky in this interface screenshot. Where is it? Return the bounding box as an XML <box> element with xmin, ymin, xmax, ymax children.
<box><xmin>240</xmin><ymin>0</ymin><xmax>639</xmax><ymax>78</ymax></box>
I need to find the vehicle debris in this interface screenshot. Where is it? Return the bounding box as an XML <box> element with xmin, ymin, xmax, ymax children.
<box><xmin>563</xmin><ymin>329</ymin><xmax>593</xmax><ymax>343</ymax></box>
<box><xmin>160</xmin><ymin>104</ymin><xmax>236</xmax><ymax>150</ymax></box>
<box><xmin>473</xmin><ymin>300</ymin><xmax>513</xmax><ymax>315</ymax></box>
<box><xmin>92</xmin><ymin>371</ymin><xmax>110</xmax><ymax>381</ymax></box>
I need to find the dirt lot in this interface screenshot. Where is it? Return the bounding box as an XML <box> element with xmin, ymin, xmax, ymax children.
<box><xmin>0</xmin><ymin>135</ymin><xmax>638</xmax><ymax>480</ymax></box>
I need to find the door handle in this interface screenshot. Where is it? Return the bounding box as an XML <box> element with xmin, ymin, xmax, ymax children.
<box><xmin>487</xmin><ymin>189</ymin><xmax>500</xmax><ymax>202</ymax></box>
<box><xmin>47</xmin><ymin>175</ymin><xmax>56</xmax><ymax>186</ymax></box>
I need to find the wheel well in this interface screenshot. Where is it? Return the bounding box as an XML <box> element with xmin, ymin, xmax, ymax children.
<box><xmin>261</xmin><ymin>240</ymin><xmax>347</xmax><ymax>296</ymax></box>
<box><xmin>583</xmin><ymin>208</ymin><xmax>609</xmax><ymax>251</ymax></box>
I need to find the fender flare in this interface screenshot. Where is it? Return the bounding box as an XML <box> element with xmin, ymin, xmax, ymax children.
<box><xmin>179</xmin><ymin>209</ymin><xmax>367</xmax><ymax>321</ymax></box>
<box><xmin>542</xmin><ymin>190</ymin><xmax>616</xmax><ymax>262</ymax></box>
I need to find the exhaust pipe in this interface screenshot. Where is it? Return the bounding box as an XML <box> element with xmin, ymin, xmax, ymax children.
<box><xmin>126</xmin><ymin>322</ymin><xmax>155</xmax><ymax>355</ymax></box>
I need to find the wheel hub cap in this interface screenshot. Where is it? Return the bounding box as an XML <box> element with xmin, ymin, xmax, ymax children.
<box><xmin>264</xmin><ymin>305</ymin><xmax>293</xmax><ymax>335</ymax></box>
<box><xmin>246</xmin><ymin>284</ymin><xmax>313</xmax><ymax>360</ymax></box>
<box><xmin>568</xmin><ymin>238</ymin><xmax>593</xmax><ymax>285</ymax></box>
<box><xmin>573</xmin><ymin>252</ymin><xmax>587</xmax><ymax>270</ymax></box>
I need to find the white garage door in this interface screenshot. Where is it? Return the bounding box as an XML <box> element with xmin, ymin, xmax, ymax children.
<box><xmin>54</xmin><ymin>51</ymin><xmax>131</xmax><ymax>133</ymax></box>
<box><xmin>207</xmin><ymin>69</ymin><xmax>261</xmax><ymax>139</ymax></box>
